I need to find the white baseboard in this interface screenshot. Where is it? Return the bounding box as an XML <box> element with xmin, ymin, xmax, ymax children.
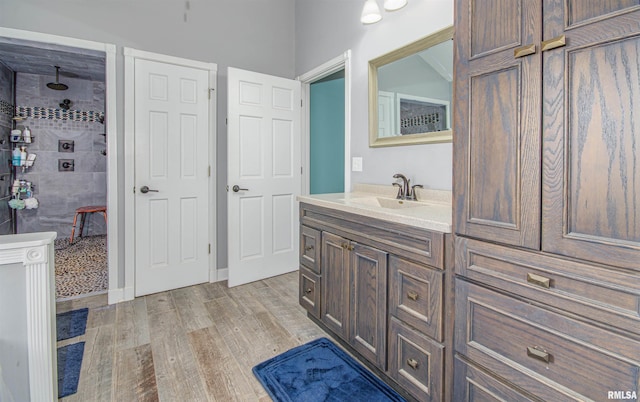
<box><xmin>108</xmin><ymin>286</ymin><xmax>135</xmax><ymax>304</ymax></box>
<box><xmin>212</xmin><ymin>267</ymin><xmax>228</xmax><ymax>282</ymax></box>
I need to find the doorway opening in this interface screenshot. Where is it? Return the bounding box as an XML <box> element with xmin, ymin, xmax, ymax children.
<box><xmin>0</xmin><ymin>28</ymin><xmax>117</xmax><ymax>301</ymax></box>
<box><xmin>310</xmin><ymin>70</ymin><xmax>346</xmax><ymax>194</ymax></box>
<box><xmin>299</xmin><ymin>51</ymin><xmax>351</xmax><ymax>195</ymax></box>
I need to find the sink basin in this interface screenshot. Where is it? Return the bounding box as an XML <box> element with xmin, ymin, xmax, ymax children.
<box><xmin>345</xmin><ymin>196</ymin><xmax>424</xmax><ymax>210</ymax></box>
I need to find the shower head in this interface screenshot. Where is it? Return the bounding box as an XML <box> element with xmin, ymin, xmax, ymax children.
<box><xmin>47</xmin><ymin>66</ymin><xmax>69</xmax><ymax>91</ymax></box>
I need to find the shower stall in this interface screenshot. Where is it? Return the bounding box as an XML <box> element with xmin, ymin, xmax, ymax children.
<box><xmin>0</xmin><ymin>39</ymin><xmax>108</xmax><ymax>298</ymax></box>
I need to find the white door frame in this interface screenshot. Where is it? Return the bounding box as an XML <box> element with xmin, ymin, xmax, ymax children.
<box><xmin>0</xmin><ymin>27</ymin><xmax>119</xmax><ymax>303</ymax></box>
<box><xmin>297</xmin><ymin>50</ymin><xmax>352</xmax><ymax>194</ymax></box>
<box><xmin>124</xmin><ymin>48</ymin><xmax>217</xmax><ymax>300</ymax></box>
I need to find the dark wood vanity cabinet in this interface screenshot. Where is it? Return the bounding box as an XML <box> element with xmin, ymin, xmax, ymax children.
<box><xmin>321</xmin><ymin>231</ymin><xmax>388</xmax><ymax>370</ymax></box>
<box><xmin>299</xmin><ymin>202</ymin><xmax>453</xmax><ymax>402</ymax></box>
<box><xmin>454</xmin><ymin>1</ymin><xmax>640</xmax><ymax>400</ymax></box>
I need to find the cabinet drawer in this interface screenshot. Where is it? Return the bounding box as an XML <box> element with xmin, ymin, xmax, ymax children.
<box><xmin>299</xmin><ymin>267</ymin><xmax>320</xmax><ymax>319</ymax></box>
<box><xmin>453</xmin><ymin>356</ymin><xmax>537</xmax><ymax>402</ymax></box>
<box><xmin>389</xmin><ymin>256</ymin><xmax>443</xmax><ymax>342</ymax></box>
<box><xmin>456</xmin><ymin>280</ymin><xmax>640</xmax><ymax>401</ymax></box>
<box><xmin>300</xmin><ymin>225</ymin><xmax>321</xmax><ymax>273</ymax></box>
<box><xmin>388</xmin><ymin>317</ymin><xmax>443</xmax><ymax>402</ymax></box>
<box><xmin>456</xmin><ymin>237</ymin><xmax>640</xmax><ymax>335</ymax></box>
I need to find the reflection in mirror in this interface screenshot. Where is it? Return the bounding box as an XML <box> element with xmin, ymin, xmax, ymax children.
<box><xmin>369</xmin><ymin>26</ymin><xmax>453</xmax><ymax>147</ymax></box>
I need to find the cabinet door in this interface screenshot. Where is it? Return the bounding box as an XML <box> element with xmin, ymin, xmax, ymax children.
<box><xmin>349</xmin><ymin>242</ymin><xmax>388</xmax><ymax>370</ymax></box>
<box><xmin>542</xmin><ymin>2</ymin><xmax>640</xmax><ymax>271</ymax></box>
<box><xmin>321</xmin><ymin>232</ymin><xmax>349</xmax><ymax>340</ymax></box>
<box><xmin>454</xmin><ymin>0</ymin><xmax>542</xmax><ymax>249</ymax></box>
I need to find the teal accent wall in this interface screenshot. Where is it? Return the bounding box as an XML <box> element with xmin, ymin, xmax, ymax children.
<box><xmin>310</xmin><ymin>71</ymin><xmax>345</xmax><ymax>194</ymax></box>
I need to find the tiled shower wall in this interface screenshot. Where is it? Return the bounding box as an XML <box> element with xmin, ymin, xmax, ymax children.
<box><xmin>15</xmin><ymin>73</ymin><xmax>106</xmax><ymax>238</ymax></box>
<box><xmin>0</xmin><ymin>63</ymin><xmax>14</xmax><ymax>235</ymax></box>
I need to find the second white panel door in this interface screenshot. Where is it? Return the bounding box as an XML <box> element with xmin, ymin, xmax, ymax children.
<box><xmin>227</xmin><ymin>67</ymin><xmax>301</xmax><ymax>287</ymax></box>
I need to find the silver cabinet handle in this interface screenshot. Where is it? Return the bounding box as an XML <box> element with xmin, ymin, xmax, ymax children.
<box><xmin>140</xmin><ymin>186</ymin><xmax>158</xmax><ymax>194</ymax></box>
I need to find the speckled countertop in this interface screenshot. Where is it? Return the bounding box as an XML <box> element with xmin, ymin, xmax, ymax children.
<box><xmin>297</xmin><ymin>184</ymin><xmax>452</xmax><ymax>233</ymax></box>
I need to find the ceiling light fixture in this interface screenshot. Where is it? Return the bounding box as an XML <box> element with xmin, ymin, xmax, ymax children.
<box><xmin>361</xmin><ymin>0</ymin><xmax>382</xmax><ymax>24</ymax></box>
<box><xmin>361</xmin><ymin>0</ymin><xmax>408</xmax><ymax>24</ymax></box>
<box><xmin>384</xmin><ymin>0</ymin><xmax>408</xmax><ymax>11</ymax></box>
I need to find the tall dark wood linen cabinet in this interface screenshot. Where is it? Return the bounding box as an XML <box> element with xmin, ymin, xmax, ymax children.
<box><xmin>453</xmin><ymin>1</ymin><xmax>640</xmax><ymax>401</ymax></box>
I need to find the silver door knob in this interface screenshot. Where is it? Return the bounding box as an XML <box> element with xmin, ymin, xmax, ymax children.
<box><xmin>232</xmin><ymin>185</ymin><xmax>248</xmax><ymax>192</ymax></box>
<box><xmin>140</xmin><ymin>186</ymin><xmax>158</xmax><ymax>194</ymax></box>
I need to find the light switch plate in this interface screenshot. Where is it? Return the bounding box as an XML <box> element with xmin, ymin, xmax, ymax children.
<box><xmin>352</xmin><ymin>157</ymin><xmax>363</xmax><ymax>172</ymax></box>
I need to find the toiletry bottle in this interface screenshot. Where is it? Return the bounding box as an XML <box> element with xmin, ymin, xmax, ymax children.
<box><xmin>12</xmin><ymin>148</ymin><xmax>21</xmax><ymax>166</ymax></box>
<box><xmin>10</xmin><ymin>129</ymin><xmax>21</xmax><ymax>142</ymax></box>
<box><xmin>23</xmin><ymin>127</ymin><xmax>31</xmax><ymax>143</ymax></box>
<box><xmin>20</xmin><ymin>146</ymin><xmax>27</xmax><ymax>166</ymax></box>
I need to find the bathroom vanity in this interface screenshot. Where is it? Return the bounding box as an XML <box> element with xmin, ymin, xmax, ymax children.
<box><xmin>298</xmin><ymin>185</ymin><xmax>453</xmax><ymax>402</ymax></box>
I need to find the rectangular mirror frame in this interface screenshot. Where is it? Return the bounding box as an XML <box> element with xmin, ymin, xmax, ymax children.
<box><xmin>369</xmin><ymin>25</ymin><xmax>454</xmax><ymax>147</ymax></box>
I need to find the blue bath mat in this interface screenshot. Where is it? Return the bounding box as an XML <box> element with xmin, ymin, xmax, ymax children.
<box><xmin>253</xmin><ymin>337</ymin><xmax>405</xmax><ymax>402</ymax></box>
<box><xmin>56</xmin><ymin>308</ymin><xmax>88</xmax><ymax>341</ymax></box>
<box><xmin>57</xmin><ymin>341</ymin><xmax>84</xmax><ymax>398</ymax></box>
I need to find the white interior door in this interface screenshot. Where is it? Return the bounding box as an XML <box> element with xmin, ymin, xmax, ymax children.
<box><xmin>228</xmin><ymin>67</ymin><xmax>301</xmax><ymax>287</ymax></box>
<box><xmin>134</xmin><ymin>58</ymin><xmax>210</xmax><ymax>296</ymax></box>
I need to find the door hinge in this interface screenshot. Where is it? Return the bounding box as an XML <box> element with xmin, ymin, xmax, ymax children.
<box><xmin>226</xmin><ymin>117</ymin><xmax>228</xmax><ymax>126</ymax></box>
<box><xmin>209</xmin><ymin>88</ymin><xmax>215</xmax><ymax>99</ymax></box>
<box><xmin>301</xmin><ymin>99</ymin><xmax>303</xmax><ymax>107</ymax></box>
<box><xmin>208</xmin><ymin>243</ymin><xmax>211</xmax><ymax>254</ymax></box>
<box><xmin>208</xmin><ymin>165</ymin><xmax>211</xmax><ymax>177</ymax></box>
<box><xmin>301</xmin><ymin>166</ymin><xmax>303</xmax><ymax>175</ymax></box>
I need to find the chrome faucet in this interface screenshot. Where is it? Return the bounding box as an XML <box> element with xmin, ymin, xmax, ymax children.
<box><xmin>393</xmin><ymin>173</ymin><xmax>423</xmax><ymax>200</ymax></box>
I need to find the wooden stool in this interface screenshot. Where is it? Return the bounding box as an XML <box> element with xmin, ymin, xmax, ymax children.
<box><xmin>70</xmin><ymin>205</ymin><xmax>107</xmax><ymax>243</ymax></box>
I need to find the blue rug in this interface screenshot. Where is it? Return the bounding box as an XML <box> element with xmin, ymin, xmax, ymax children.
<box><xmin>57</xmin><ymin>342</ymin><xmax>84</xmax><ymax>398</ymax></box>
<box><xmin>56</xmin><ymin>308</ymin><xmax>88</xmax><ymax>341</ymax></box>
<box><xmin>253</xmin><ymin>337</ymin><xmax>406</xmax><ymax>402</ymax></box>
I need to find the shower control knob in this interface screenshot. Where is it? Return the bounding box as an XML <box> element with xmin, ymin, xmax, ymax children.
<box><xmin>140</xmin><ymin>186</ymin><xmax>158</xmax><ymax>194</ymax></box>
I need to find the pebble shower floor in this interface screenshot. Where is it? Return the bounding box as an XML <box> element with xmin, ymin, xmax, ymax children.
<box><xmin>55</xmin><ymin>235</ymin><xmax>107</xmax><ymax>299</ymax></box>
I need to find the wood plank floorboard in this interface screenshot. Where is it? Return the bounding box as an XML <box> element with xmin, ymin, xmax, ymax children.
<box><xmin>114</xmin><ymin>297</ymin><xmax>151</xmax><ymax>351</ymax></box>
<box><xmin>112</xmin><ymin>344</ymin><xmax>159</xmax><ymax>402</ymax></box>
<box><xmin>57</xmin><ymin>272</ymin><xmax>326</xmax><ymax>401</ymax></box>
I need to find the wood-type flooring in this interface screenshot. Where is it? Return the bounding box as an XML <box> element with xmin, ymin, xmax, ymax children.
<box><xmin>56</xmin><ymin>271</ymin><xmax>326</xmax><ymax>401</ymax></box>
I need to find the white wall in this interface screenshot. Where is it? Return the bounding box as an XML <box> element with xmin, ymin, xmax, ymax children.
<box><xmin>295</xmin><ymin>0</ymin><xmax>454</xmax><ymax>190</ymax></box>
<box><xmin>0</xmin><ymin>0</ymin><xmax>296</xmax><ymax>276</ymax></box>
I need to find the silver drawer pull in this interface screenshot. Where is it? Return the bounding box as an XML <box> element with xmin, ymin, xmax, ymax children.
<box><xmin>406</xmin><ymin>358</ymin><xmax>419</xmax><ymax>370</ymax></box>
<box><xmin>305</xmin><ymin>288</ymin><xmax>313</xmax><ymax>294</ymax></box>
<box><xmin>407</xmin><ymin>291</ymin><xmax>419</xmax><ymax>301</ymax></box>
<box><xmin>305</xmin><ymin>245</ymin><xmax>314</xmax><ymax>252</ymax></box>
<box><xmin>527</xmin><ymin>346</ymin><xmax>551</xmax><ymax>363</ymax></box>
<box><xmin>527</xmin><ymin>272</ymin><xmax>551</xmax><ymax>289</ymax></box>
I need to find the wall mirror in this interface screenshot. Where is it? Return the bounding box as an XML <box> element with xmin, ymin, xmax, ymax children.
<box><xmin>369</xmin><ymin>25</ymin><xmax>453</xmax><ymax>147</ymax></box>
